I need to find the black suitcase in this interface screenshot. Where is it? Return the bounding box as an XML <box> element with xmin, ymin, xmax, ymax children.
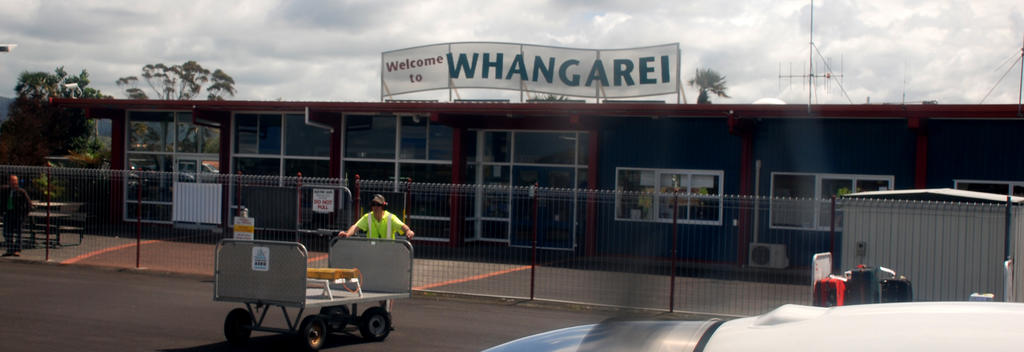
<box><xmin>880</xmin><ymin>276</ymin><xmax>913</xmax><ymax>303</ymax></box>
<box><xmin>845</xmin><ymin>265</ymin><xmax>879</xmax><ymax>305</ymax></box>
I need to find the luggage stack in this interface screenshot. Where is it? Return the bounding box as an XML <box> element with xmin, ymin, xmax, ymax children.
<box><xmin>812</xmin><ymin>264</ymin><xmax>913</xmax><ymax>307</ymax></box>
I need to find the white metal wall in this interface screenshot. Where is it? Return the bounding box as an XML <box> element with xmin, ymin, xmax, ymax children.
<box><xmin>841</xmin><ymin>200</ymin><xmax>1013</xmax><ymax>301</ymax></box>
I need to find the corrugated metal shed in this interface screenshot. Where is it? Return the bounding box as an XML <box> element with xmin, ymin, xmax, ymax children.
<box><xmin>839</xmin><ymin>189</ymin><xmax>1024</xmax><ymax>301</ymax></box>
<box><xmin>845</xmin><ymin>188</ymin><xmax>1024</xmax><ymax>203</ymax></box>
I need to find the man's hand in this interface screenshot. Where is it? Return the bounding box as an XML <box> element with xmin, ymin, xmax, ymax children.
<box><xmin>337</xmin><ymin>230</ymin><xmax>352</xmax><ymax>238</ymax></box>
<box><xmin>405</xmin><ymin>230</ymin><xmax>415</xmax><ymax>239</ymax></box>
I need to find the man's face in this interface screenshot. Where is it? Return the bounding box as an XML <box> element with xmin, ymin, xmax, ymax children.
<box><xmin>8</xmin><ymin>176</ymin><xmax>16</xmax><ymax>187</ymax></box>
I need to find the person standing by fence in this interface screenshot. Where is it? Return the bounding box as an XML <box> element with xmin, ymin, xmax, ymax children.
<box><xmin>337</xmin><ymin>194</ymin><xmax>415</xmax><ymax>239</ymax></box>
<box><xmin>2</xmin><ymin>175</ymin><xmax>32</xmax><ymax>257</ymax></box>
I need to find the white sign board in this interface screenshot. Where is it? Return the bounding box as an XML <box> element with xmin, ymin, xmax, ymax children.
<box><xmin>812</xmin><ymin>252</ymin><xmax>833</xmax><ymax>284</ymax></box>
<box><xmin>312</xmin><ymin>188</ymin><xmax>335</xmax><ymax>214</ymax></box>
<box><xmin>381</xmin><ymin>42</ymin><xmax>680</xmax><ymax>99</ymax></box>
<box><xmin>233</xmin><ymin>216</ymin><xmax>254</xmax><ymax>241</ymax></box>
<box><xmin>252</xmin><ymin>246</ymin><xmax>269</xmax><ymax>271</ymax></box>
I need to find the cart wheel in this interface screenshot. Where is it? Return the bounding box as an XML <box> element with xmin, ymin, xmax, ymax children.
<box><xmin>299</xmin><ymin>315</ymin><xmax>328</xmax><ymax>351</ymax></box>
<box><xmin>358</xmin><ymin>307</ymin><xmax>391</xmax><ymax>341</ymax></box>
<box><xmin>224</xmin><ymin>308</ymin><xmax>252</xmax><ymax>346</ymax></box>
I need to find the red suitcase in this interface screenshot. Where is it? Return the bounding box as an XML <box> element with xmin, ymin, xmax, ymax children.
<box><xmin>813</xmin><ymin>276</ymin><xmax>846</xmax><ymax>307</ymax></box>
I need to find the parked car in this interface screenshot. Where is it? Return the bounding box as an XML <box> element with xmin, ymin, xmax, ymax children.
<box><xmin>483</xmin><ymin>302</ymin><xmax>1024</xmax><ymax>352</ymax></box>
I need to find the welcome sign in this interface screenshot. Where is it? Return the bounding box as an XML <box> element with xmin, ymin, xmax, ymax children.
<box><xmin>381</xmin><ymin>42</ymin><xmax>679</xmax><ymax>99</ymax></box>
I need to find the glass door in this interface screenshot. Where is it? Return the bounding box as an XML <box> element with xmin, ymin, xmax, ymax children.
<box><xmin>509</xmin><ymin>166</ymin><xmax>576</xmax><ymax>249</ymax></box>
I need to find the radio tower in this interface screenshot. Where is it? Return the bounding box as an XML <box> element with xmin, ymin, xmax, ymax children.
<box><xmin>778</xmin><ymin>0</ymin><xmax>853</xmax><ymax>112</ymax></box>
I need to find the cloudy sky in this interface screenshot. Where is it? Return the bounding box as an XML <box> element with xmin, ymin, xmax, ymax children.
<box><xmin>1</xmin><ymin>0</ymin><xmax>1022</xmax><ymax>104</ymax></box>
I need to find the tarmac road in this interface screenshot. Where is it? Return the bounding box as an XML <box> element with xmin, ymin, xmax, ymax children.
<box><xmin>0</xmin><ymin>260</ymin><xmax>693</xmax><ymax>352</ymax></box>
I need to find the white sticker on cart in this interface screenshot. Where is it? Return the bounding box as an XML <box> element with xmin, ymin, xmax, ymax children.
<box><xmin>252</xmin><ymin>247</ymin><xmax>269</xmax><ymax>271</ymax></box>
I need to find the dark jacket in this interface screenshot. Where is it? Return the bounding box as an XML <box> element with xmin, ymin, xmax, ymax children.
<box><xmin>1</xmin><ymin>185</ymin><xmax>32</xmax><ymax>218</ymax></box>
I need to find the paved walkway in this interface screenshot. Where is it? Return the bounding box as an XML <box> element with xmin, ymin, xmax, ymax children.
<box><xmin>1</xmin><ymin>233</ymin><xmax>808</xmax><ymax>316</ymax></box>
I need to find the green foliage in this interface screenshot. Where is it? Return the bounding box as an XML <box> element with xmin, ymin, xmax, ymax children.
<box><xmin>32</xmin><ymin>173</ymin><xmax>64</xmax><ymax>199</ymax></box>
<box><xmin>117</xmin><ymin>61</ymin><xmax>236</xmax><ymax>100</ymax></box>
<box><xmin>687</xmin><ymin>68</ymin><xmax>730</xmax><ymax>104</ymax></box>
<box><xmin>0</xmin><ymin>67</ymin><xmax>108</xmax><ymax>165</ymax></box>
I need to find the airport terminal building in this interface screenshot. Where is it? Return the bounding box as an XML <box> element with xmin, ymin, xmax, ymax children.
<box><xmin>50</xmin><ymin>43</ymin><xmax>1024</xmax><ymax>266</ymax></box>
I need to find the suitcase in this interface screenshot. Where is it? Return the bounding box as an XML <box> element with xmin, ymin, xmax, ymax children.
<box><xmin>880</xmin><ymin>276</ymin><xmax>913</xmax><ymax>303</ymax></box>
<box><xmin>813</xmin><ymin>276</ymin><xmax>846</xmax><ymax>307</ymax></box>
<box><xmin>845</xmin><ymin>265</ymin><xmax>880</xmax><ymax>305</ymax></box>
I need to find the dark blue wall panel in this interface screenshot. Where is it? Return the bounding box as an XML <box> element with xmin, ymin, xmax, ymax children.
<box><xmin>752</xmin><ymin>119</ymin><xmax>917</xmax><ymax>192</ymax></box>
<box><xmin>597</xmin><ymin>117</ymin><xmax>744</xmax><ymax>193</ymax></box>
<box><xmin>927</xmin><ymin>119</ymin><xmax>1024</xmax><ymax>187</ymax></box>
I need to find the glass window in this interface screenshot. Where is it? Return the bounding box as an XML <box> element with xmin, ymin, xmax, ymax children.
<box><xmin>346</xmin><ymin>115</ymin><xmax>396</xmax><ymax>159</ymax></box>
<box><xmin>856</xmin><ymin>179</ymin><xmax>890</xmax><ymax>193</ymax></box>
<box><xmin>202</xmin><ymin>127</ymin><xmax>220</xmax><ymax>154</ymax></box>
<box><xmin>956</xmin><ymin>182</ymin><xmax>1009</xmax><ymax>195</ymax></box>
<box><xmin>400</xmin><ymin>163</ymin><xmax>452</xmax><ymax>183</ymax></box>
<box><xmin>577</xmin><ymin>168</ymin><xmax>588</xmax><ymax>189</ymax></box>
<box><xmin>429</xmin><ymin>124</ymin><xmax>453</xmax><ymax>160</ymax></box>
<box><xmin>577</xmin><ymin>133</ymin><xmax>589</xmax><ymax>165</ymax></box>
<box><xmin>284</xmin><ymin>159</ymin><xmax>330</xmax><ymax>178</ymax></box>
<box><xmin>129</xmin><ymin>111</ymin><xmax>173</xmax><ymax>152</ymax></box>
<box><xmin>126</xmin><ymin>154</ymin><xmax>173</xmax><ymax>203</ymax></box>
<box><xmin>483</xmin><ymin>131</ymin><xmax>509</xmax><ymax>162</ymax></box>
<box><xmin>234</xmin><ymin>157</ymin><xmax>280</xmax><ymax>176</ymax></box>
<box><xmin>400</xmin><ymin>116</ymin><xmax>427</xmax><ymax>159</ymax></box>
<box><xmin>771</xmin><ymin>173</ymin><xmax>892</xmax><ymax>230</ymax></box>
<box><xmin>514</xmin><ymin>132</ymin><xmax>575</xmax><ymax>164</ymax></box>
<box><xmin>344</xmin><ymin>161</ymin><xmax>394</xmax><ymax>181</ymax></box>
<box><xmin>259</xmin><ymin>114</ymin><xmax>282</xmax><ymax>155</ymax></box>
<box><xmin>285</xmin><ymin>114</ymin><xmax>331</xmax><ymax>157</ymax></box>
<box><xmin>617</xmin><ymin>169</ymin><xmax>654</xmax><ymax>220</ymax></box>
<box><xmin>235</xmin><ymin>114</ymin><xmax>258</xmax><ymax>154</ymax></box>
<box><xmin>616</xmin><ymin>168</ymin><xmax>722</xmax><ymax>224</ymax></box>
<box><xmin>176</xmin><ymin>119</ymin><xmax>200</xmax><ymax>153</ymax></box>
<box><xmin>464</xmin><ymin>130</ymin><xmax>478</xmax><ymax>163</ymax></box>
<box><xmin>481</xmin><ymin>165</ymin><xmax>510</xmax><ymax>218</ymax></box>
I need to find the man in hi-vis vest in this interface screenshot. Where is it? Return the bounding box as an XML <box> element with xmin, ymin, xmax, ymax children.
<box><xmin>337</xmin><ymin>194</ymin><xmax>415</xmax><ymax>239</ymax></box>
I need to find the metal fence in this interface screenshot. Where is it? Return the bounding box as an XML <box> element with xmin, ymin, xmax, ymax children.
<box><xmin>1</xmin><ymin>165</ymin><xmax>1019</xmax><ymax>316</ymax></box>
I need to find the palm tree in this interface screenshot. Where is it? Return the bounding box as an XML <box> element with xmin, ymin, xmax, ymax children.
<box><xmin>688</xmin><ymin>68</ymin><xmax>730</xmax><ymax>104</ymax></box>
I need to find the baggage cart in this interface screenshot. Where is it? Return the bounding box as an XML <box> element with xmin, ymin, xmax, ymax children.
<box><xmin>214</xmin><ymin>237</ymin><xmax>413</xmax><ymax>350</ymax></box>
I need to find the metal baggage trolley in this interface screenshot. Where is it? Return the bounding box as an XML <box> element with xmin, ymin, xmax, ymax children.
<box><xmin>214</xmin><ymin>237</ymin><xmax>413</xmax><ymax>350</ymax></box>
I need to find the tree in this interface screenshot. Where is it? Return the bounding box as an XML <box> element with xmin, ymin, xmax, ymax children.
<box><xmin>688</xmin><ymin>68</ymin><xmax>730</xmax><ymax>104</ymax></box>
<box><xmin>116</xmin><ymin>61</ymin><xmax>236</xmax><ymax>100</ymax></box>
<box><xmin>0</xmin><ymin>67</ymin><xmax>108</xmax><ymax>166</ymax></box>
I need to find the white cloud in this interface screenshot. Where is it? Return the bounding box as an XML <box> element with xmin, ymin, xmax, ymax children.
<box><xmin>0</xmin><ymin>0</ymin><xmax>1022</xmax><ymax>104</ymax></box>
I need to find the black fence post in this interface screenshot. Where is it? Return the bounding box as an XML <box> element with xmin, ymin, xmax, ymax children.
<box><xmin>353</xmin><ymin>174</ymin><xmax>361</xmax><ymax>224</ymax></box>
<box><xmin>670</xmin><ymin>188</ymin><xmax>678</xmax><ymax>312</ymax></box>
<box><xmin>136</xmin><ymin>172</ymin><xmax>142</xmax><ymax>269</ymax></box>
<box><xmin>531</xmin><ymin>183</ymin><xmax>538</xmax><ymax>300</ymax></box>
<box><xmin>45</xmin><ymin>166</ymin><xmax>52</xmax><ymax>261</ymax></box>
<box><xmin>296</xmin><ymin>172</ymin><xmax>303</xmax><ymax>243</ymax></box>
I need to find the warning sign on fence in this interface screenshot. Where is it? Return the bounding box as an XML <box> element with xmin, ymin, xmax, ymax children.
<box><xmin>233</xmin><ymin>216</ymin><xmax>254</xmax><ymax>240</ymax></box>
<box><xmin>312</xmin><ymin>188</ymin><xmax>335</xmax><ymax>214</ymax></box>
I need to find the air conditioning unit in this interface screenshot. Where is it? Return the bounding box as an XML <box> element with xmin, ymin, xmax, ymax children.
<box><xmin>749</xmin><ymin>243</ymin><xmax>790</xmax><ymax>269</ymax></box>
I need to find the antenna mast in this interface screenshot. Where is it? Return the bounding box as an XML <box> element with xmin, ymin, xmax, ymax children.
<box><xmin>808</xmin><ymin>0</ymin><xmax>814</xmax><ymax>113</ymax></box>
<box><xmin>778</xmin><ymin>0</ymin><xmax>854</xmax><ymax>109</ymax></box>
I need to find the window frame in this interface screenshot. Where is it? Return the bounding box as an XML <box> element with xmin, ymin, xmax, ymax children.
<box><xmin>954</xmin><ymin>179</ymin><xmax>1024</xmax><ymax>197</ymax></box>
<box><xmin>232</xmin><ymin>112</ymin><xmax>332</xmax><ymax>179</ymax></box>
<box><xmin>125</xmin><ymin>110</ymin><xmax>218</xmax><ymax>223</ymax></box>
<box><xmin>769</xmin><ymin>172</ymin><xmax>894</xmax><ymax>231</ymax></box>
<box><xmin>613</xmin><ymin>167</ymin><xmax>724</xmax><ymax>225</ymax></box>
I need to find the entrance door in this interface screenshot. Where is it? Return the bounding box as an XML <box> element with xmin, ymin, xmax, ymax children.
<box><xmin>509</xmin><ymin>166</ymin><xmax>576</xmax><ymax>249</ymax></box>
<box><xmin>173</xmin><ymin>158</ymin><xmax>222</xmax><ymax>224</ymax></box>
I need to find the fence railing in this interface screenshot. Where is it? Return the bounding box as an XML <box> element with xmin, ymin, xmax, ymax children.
<box><xmin>1</xmin><ymin>165</ymin><xmax>1019</xmax><ymax>316</ymax></box>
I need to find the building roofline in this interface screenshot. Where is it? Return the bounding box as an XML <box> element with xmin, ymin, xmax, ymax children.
<box><xmin>49</xmin><ymin>98</ymin><xmax>1024</xmax><ymax>120</ymax></box>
